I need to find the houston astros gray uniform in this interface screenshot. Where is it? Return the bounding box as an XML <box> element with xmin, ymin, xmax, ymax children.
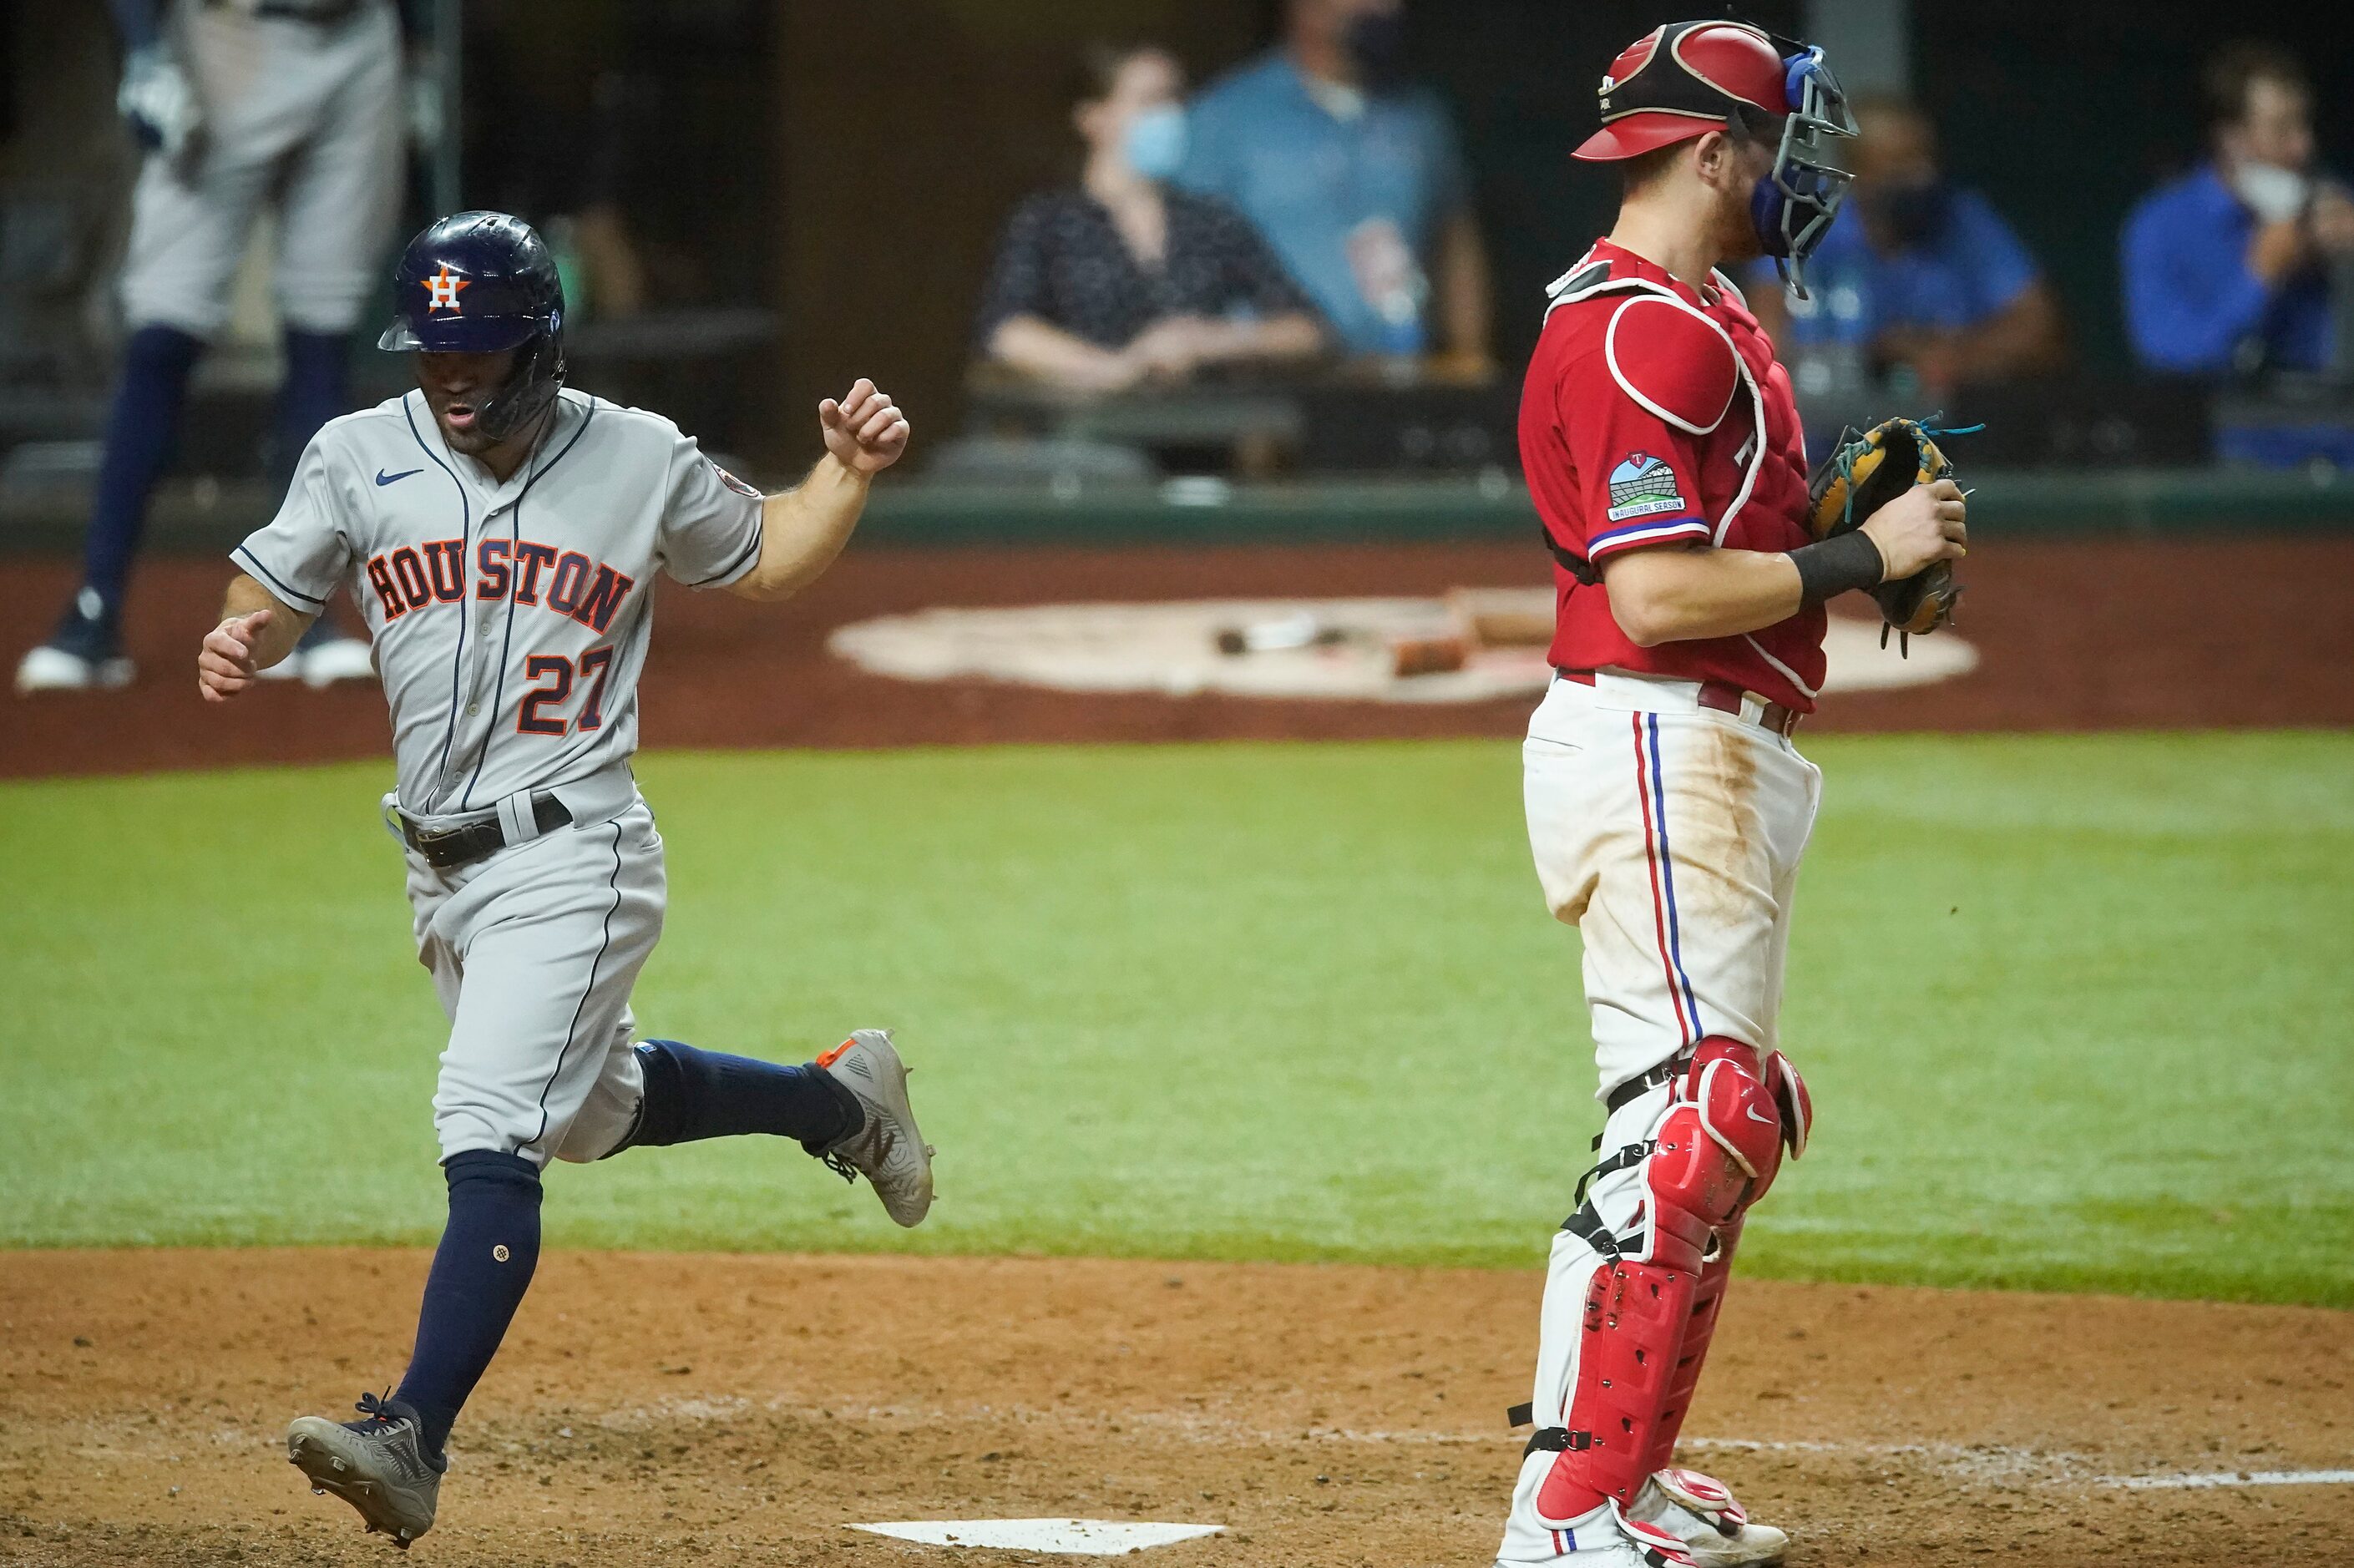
<box><xmin>235</xmin><ymin>382</ymin><xmax>769</xmax><ymax>1161</ymax></box>
<box><xmin>201</xmin><ymin>212</ymin><xmax>931</xmax><ymax>1549</ymax></box>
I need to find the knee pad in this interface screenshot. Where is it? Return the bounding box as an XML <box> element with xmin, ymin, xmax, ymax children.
<box><xmin>1534</xmin><ymin>1039</ymin><xmax>1812</xmax><ymax>1523</ymax></box>
<box><xmin>1639</xmin><ymin>1039</ymin><xmax>1784</xmax><ymax>1261</ymax></box>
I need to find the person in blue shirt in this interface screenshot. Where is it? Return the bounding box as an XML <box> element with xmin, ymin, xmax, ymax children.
<box><xmin>1752</xmin><ymin>94</ymin><xmax>2065</xmax><ymax>396</ymax></box>
<box><xmin>1173</xmin><ymin>0</ymin><xmax>1491</xmax><ymax>369</ymax></box>
<box><xmin>2122</xmin><ymin>43</ymin><xmax>2354</xmax><ymax>377</ymax></box>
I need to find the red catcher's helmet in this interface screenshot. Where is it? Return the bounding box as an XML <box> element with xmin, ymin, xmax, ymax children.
<box><xmin>1575</xmin><ymin>21</ymin><xmax>1790</xmax><ymax>162</ymax></box>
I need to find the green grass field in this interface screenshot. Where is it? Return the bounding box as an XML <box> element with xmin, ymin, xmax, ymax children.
<box><xmin>3</xmin><ymin>733</ymin><xmax>2349</xmax><ymax>1307</ymax></box>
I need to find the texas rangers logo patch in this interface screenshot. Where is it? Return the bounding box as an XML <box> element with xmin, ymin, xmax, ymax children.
<box><xmin>424</xmin><ymin>263</ymin><xmax>470</xmax><ymax>313</ymax></box>
<box><xmin>1605</xmin><ymin>452</ymin><xmax>1686</xmax><ymax>522</ymax></box>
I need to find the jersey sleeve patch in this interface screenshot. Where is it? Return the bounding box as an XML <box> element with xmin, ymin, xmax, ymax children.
<box><xmin>1592</xmin><ymin>453</ymin><xmax>1709</xmax><ymax>558</ymax></box>
<box><xmin>1605</xmin><ymin>295</ymin><xmax>1741</xmax><ymax>434</ymax></box>
<box><xmin>1603</xmin><ymin>451</ymin><xmax>1686</xmax><ymax>520</ymax></box>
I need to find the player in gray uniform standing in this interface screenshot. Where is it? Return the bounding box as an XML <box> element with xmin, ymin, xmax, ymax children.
<box><xmin>17</xmin><ymin>0</ymin><xmax>406</xmax><ymax>695</ymax></box>
<box><xmin>195</xmin><ymin>211</ymin><xmax>934</xmax><ymax>1548</ymax></box>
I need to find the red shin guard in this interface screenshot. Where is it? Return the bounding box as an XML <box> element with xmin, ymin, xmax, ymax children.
<box><xmin>1643</xmin><ymin>1215</ymin><xmax>1742</xmax><ymax>1475</ymax></box>
<box><xmin>1537</xmin><ymin>1039</ymin><xmax>1807</xmax><ymax>1522</ymax></box>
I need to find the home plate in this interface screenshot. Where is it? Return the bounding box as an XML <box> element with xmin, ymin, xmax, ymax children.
<box><xmin>851</xmin><ymin>1519</ymin><xmax>1224</xmax><ymax>1554</ymax></box>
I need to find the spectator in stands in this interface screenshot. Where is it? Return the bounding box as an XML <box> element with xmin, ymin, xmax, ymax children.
<box><xmin>975</xmin><ymin>43</ymin><xmax>1324</xmax><ymax>392</ymax></box>
<box><xmin>2123</xmin><ymin>43</ymin><xmax>2354</xmax><ymax>376</ymax></box>
<box><xmin>1752</xmin><ymin>94</ymin><xmax>2064</xmax><ymax>396</ymax></box>
<box><xmin>1174</xmin><ymin>0</ymin><xmax>1491</xmax><ymax>370</ymax></box>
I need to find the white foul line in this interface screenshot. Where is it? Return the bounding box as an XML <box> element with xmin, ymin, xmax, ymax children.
<box><xmin>2103</xmin><ymin>1469</ymin><xmax>2354</xmax><ymax>1490</ymax></box>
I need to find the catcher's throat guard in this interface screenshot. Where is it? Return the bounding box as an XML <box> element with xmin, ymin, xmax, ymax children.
<box><xmin>1742</xmin><ymin>47</ymin><xmax>1856</xmax><ymax>299</ymax></box>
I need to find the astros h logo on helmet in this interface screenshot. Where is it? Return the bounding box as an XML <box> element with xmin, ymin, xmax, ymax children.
<box><xmin>424</xmin><ymin>263</ymin><xmax>469</xmax><ymax>313</ymax></box>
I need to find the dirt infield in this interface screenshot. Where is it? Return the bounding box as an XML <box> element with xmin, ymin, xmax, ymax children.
<box><xmin>6</xmin><ymin>536</ymin><xmax>2351</xmax><ymax>779</ymax></box>
<box><xmin>1</xmin><ymin>1251</ymin><xmax>2346</xmax><ymax>1567</ymax></box>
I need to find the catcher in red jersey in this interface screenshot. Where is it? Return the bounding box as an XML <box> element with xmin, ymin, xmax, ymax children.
<box><xmin>1492</xmin><ymin>23</ymin><xmax>1965</xmax><ymax>1568</ymax></box>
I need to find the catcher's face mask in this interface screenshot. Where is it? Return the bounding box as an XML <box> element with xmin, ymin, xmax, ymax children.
<box><xmin>1737</xmin><ymin>47</ymin><xmax>1857</xmax><ymax>299</ymax></box>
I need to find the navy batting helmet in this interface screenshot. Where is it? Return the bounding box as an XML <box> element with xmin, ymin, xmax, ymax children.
<box><xmin>378</xmin><ymin>210</ymin><xmax>566</xmax><ymax>442</ymax></box>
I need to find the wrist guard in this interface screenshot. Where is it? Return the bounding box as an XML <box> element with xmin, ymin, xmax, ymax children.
<box><xmin>1789</xmin><ymin>529</ymin><xmax>1882</xmax><ymax>605</ymax></box>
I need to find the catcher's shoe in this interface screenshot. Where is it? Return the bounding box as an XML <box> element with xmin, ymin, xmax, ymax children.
<box><xmin>813</xmin><ymin>1029</ymin><xmax>934</xmax><ymax>1227</ymax></box>
<box><xmin>1497</xmin><ymin>1508</ymin><xmax>1701</xmax><ymax>1566</ymax></box>
<box><xmin>286</xmin><ymin>1392</ymin><xmax>443</xmax><ymax>1548</ymax></box>
<box><xmin>1627</xmin><ymin>1469</ymin><xmax>1785</xmax><ymax>1567</ymax></box>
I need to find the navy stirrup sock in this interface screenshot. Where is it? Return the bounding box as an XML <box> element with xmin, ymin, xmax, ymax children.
<box><xmin>79</xmin><ymin>325</ymin><xmax>203</xmax><ymax>619</ymax></box>
<box><xmin>624</xmin><ymin>1039</ymin><xmax>863</xmax><ymax>1154</ymax></box>
<box><xmin>393</xmin><ymin>1150</ymin><xmax>543</xmax><ymax>1458</ymax></box>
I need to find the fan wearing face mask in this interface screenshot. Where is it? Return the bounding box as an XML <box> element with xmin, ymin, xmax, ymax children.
<box><xmin>2123</xmin><ymin>40</ymin><xmax>2354</xmax><ymax>377</ymax></box>
<box><xmin>975</xmin><ymin>43</ymin><xmax>1325</xmax><ymax>392</ymax></box>
<box><xmin>1749</xmin><ymin>94</ymin><xmax>2066</xmax><ymax>398</ymax></box>
<box><xmin>1173</xmin><ymin>0</ymin><xmax>1492</xmax><ymax>371</ymax></box>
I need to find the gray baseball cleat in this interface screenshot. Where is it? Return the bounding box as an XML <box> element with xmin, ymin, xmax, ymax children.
<box><xmin>814</xmin><ymin>1029</ymin><xmax>935</xmax><ymax>1227</ymax></box>
<box><xmin>286</xmin><ymin>1392</ymin><xmax>443</xmax><ymax>1548</ymax></box>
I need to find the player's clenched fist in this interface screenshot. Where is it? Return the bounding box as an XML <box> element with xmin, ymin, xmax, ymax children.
<box><xmin>196</xmin><ymin>608</ymin><xmax>274</xmax><ymax>702</ymax></box>
<box><xmin>1859</xmin><ymin>478</ymin><xmax>1967</xmax><ymax>582</ymax></box>
<box><xmin>818</xmin><ymin>379</ymin><xmax>910</xmax><ymax>475</ymax></box>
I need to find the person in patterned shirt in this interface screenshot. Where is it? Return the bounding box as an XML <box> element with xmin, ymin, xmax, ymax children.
<box><xmin>975</xmin><ymin>43</ymin><xmax>1325</xmax><ymax>391</ymax></box>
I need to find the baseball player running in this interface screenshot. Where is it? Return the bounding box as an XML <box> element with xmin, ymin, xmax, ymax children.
<box><xmin>1492</xmin><ymin>24</ymin><xmax>1965</xmax><ymax>1568</ymax></box>
<box><xmin>196</xmin><ymin>211</ymin><xmax>934</xmax><ymax>1548</ymax></box>
<box><xmin>18</xmin><ymin>0</ymin><xmax>406</xmax><ymax>695</ymax></box>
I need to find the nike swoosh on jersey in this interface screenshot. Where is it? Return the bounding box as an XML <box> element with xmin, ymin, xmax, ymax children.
<box><xmin>375</xmin><ymin>468</ymin><xmax>424</xmax><ymax>486</ymax></box>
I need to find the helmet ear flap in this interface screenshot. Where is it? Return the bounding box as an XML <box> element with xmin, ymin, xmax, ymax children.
<box><xmin>471</xmin><ymin>327</ymin><xmax>567</xmax><ymax>443</ymax></box>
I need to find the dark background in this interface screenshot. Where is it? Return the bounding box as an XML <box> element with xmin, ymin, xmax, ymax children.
<box><xmin>765</xmin><ymin>0</ymin><xmax>2351</xmax><ymax>459</ymax></box>
<box><xmin>1916</xmin><ymin>0</ymin><xmax>2354</xmax><ymax>372</ymax></box>
<box><xmin>3</xmin><ymin>0</ymin><xmax>2348</xmax><ymax>468</ymax></box>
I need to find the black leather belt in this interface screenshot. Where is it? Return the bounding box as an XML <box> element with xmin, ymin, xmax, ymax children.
<box><xmin>237</xmin><ymin>0</ymin><xmax>364</xmax><ymax>23</ymax></box>
<box><xmin>401</xmin><ymin>794</ymin><xmax>573</xmax><ymax>871</ymax></box>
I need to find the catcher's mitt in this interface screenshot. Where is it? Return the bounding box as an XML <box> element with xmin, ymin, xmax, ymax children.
<box><xmin>1805</xmin><ymin>417</ymin><xmax>1972</xmax><ymax>652</ymax></box>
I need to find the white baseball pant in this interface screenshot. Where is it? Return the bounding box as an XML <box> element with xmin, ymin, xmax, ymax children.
<box><xmin>396</xmin><ymin>773</ymin><xmax>665</xmax><ymax>1169</ymax></box>
<box><xmin>120</xmin><ymin>0</ymin><xmax>402</xmax><ymax>337</ymax></box>
<box><xmin>1497</xmin><ymin>670</ymin><xmax>1820</xmax><ymax>1564</ymax></box>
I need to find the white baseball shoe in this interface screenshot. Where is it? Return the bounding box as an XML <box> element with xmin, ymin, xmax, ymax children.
<box><xmin>814</xmin><ymin>1029</ymin><xmax>935</xmax><ymax>1227</ymax></box>
<box><xmin>259</xmin><ymin>620</ymin><xmax>376</xmax><ymax>685</ymax></box>
<box><xmin>14</xmin><ymin>642</ymin><xmax>134</xmax><ymax>694</ymax></box>
<box><xmin>1627</xmin><ymin>1469</ymin><xmax>1785</xmax><ymax>1567</ymax></box>
<box><xmin>16</xmin><ymin>589</ymin><xmax>134</xmax><ymax>694</ymax></box>
<box><xmin>299</xmin><ymin>632</ymin><xmax>377</xmax><ymax>687</ymax></box>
